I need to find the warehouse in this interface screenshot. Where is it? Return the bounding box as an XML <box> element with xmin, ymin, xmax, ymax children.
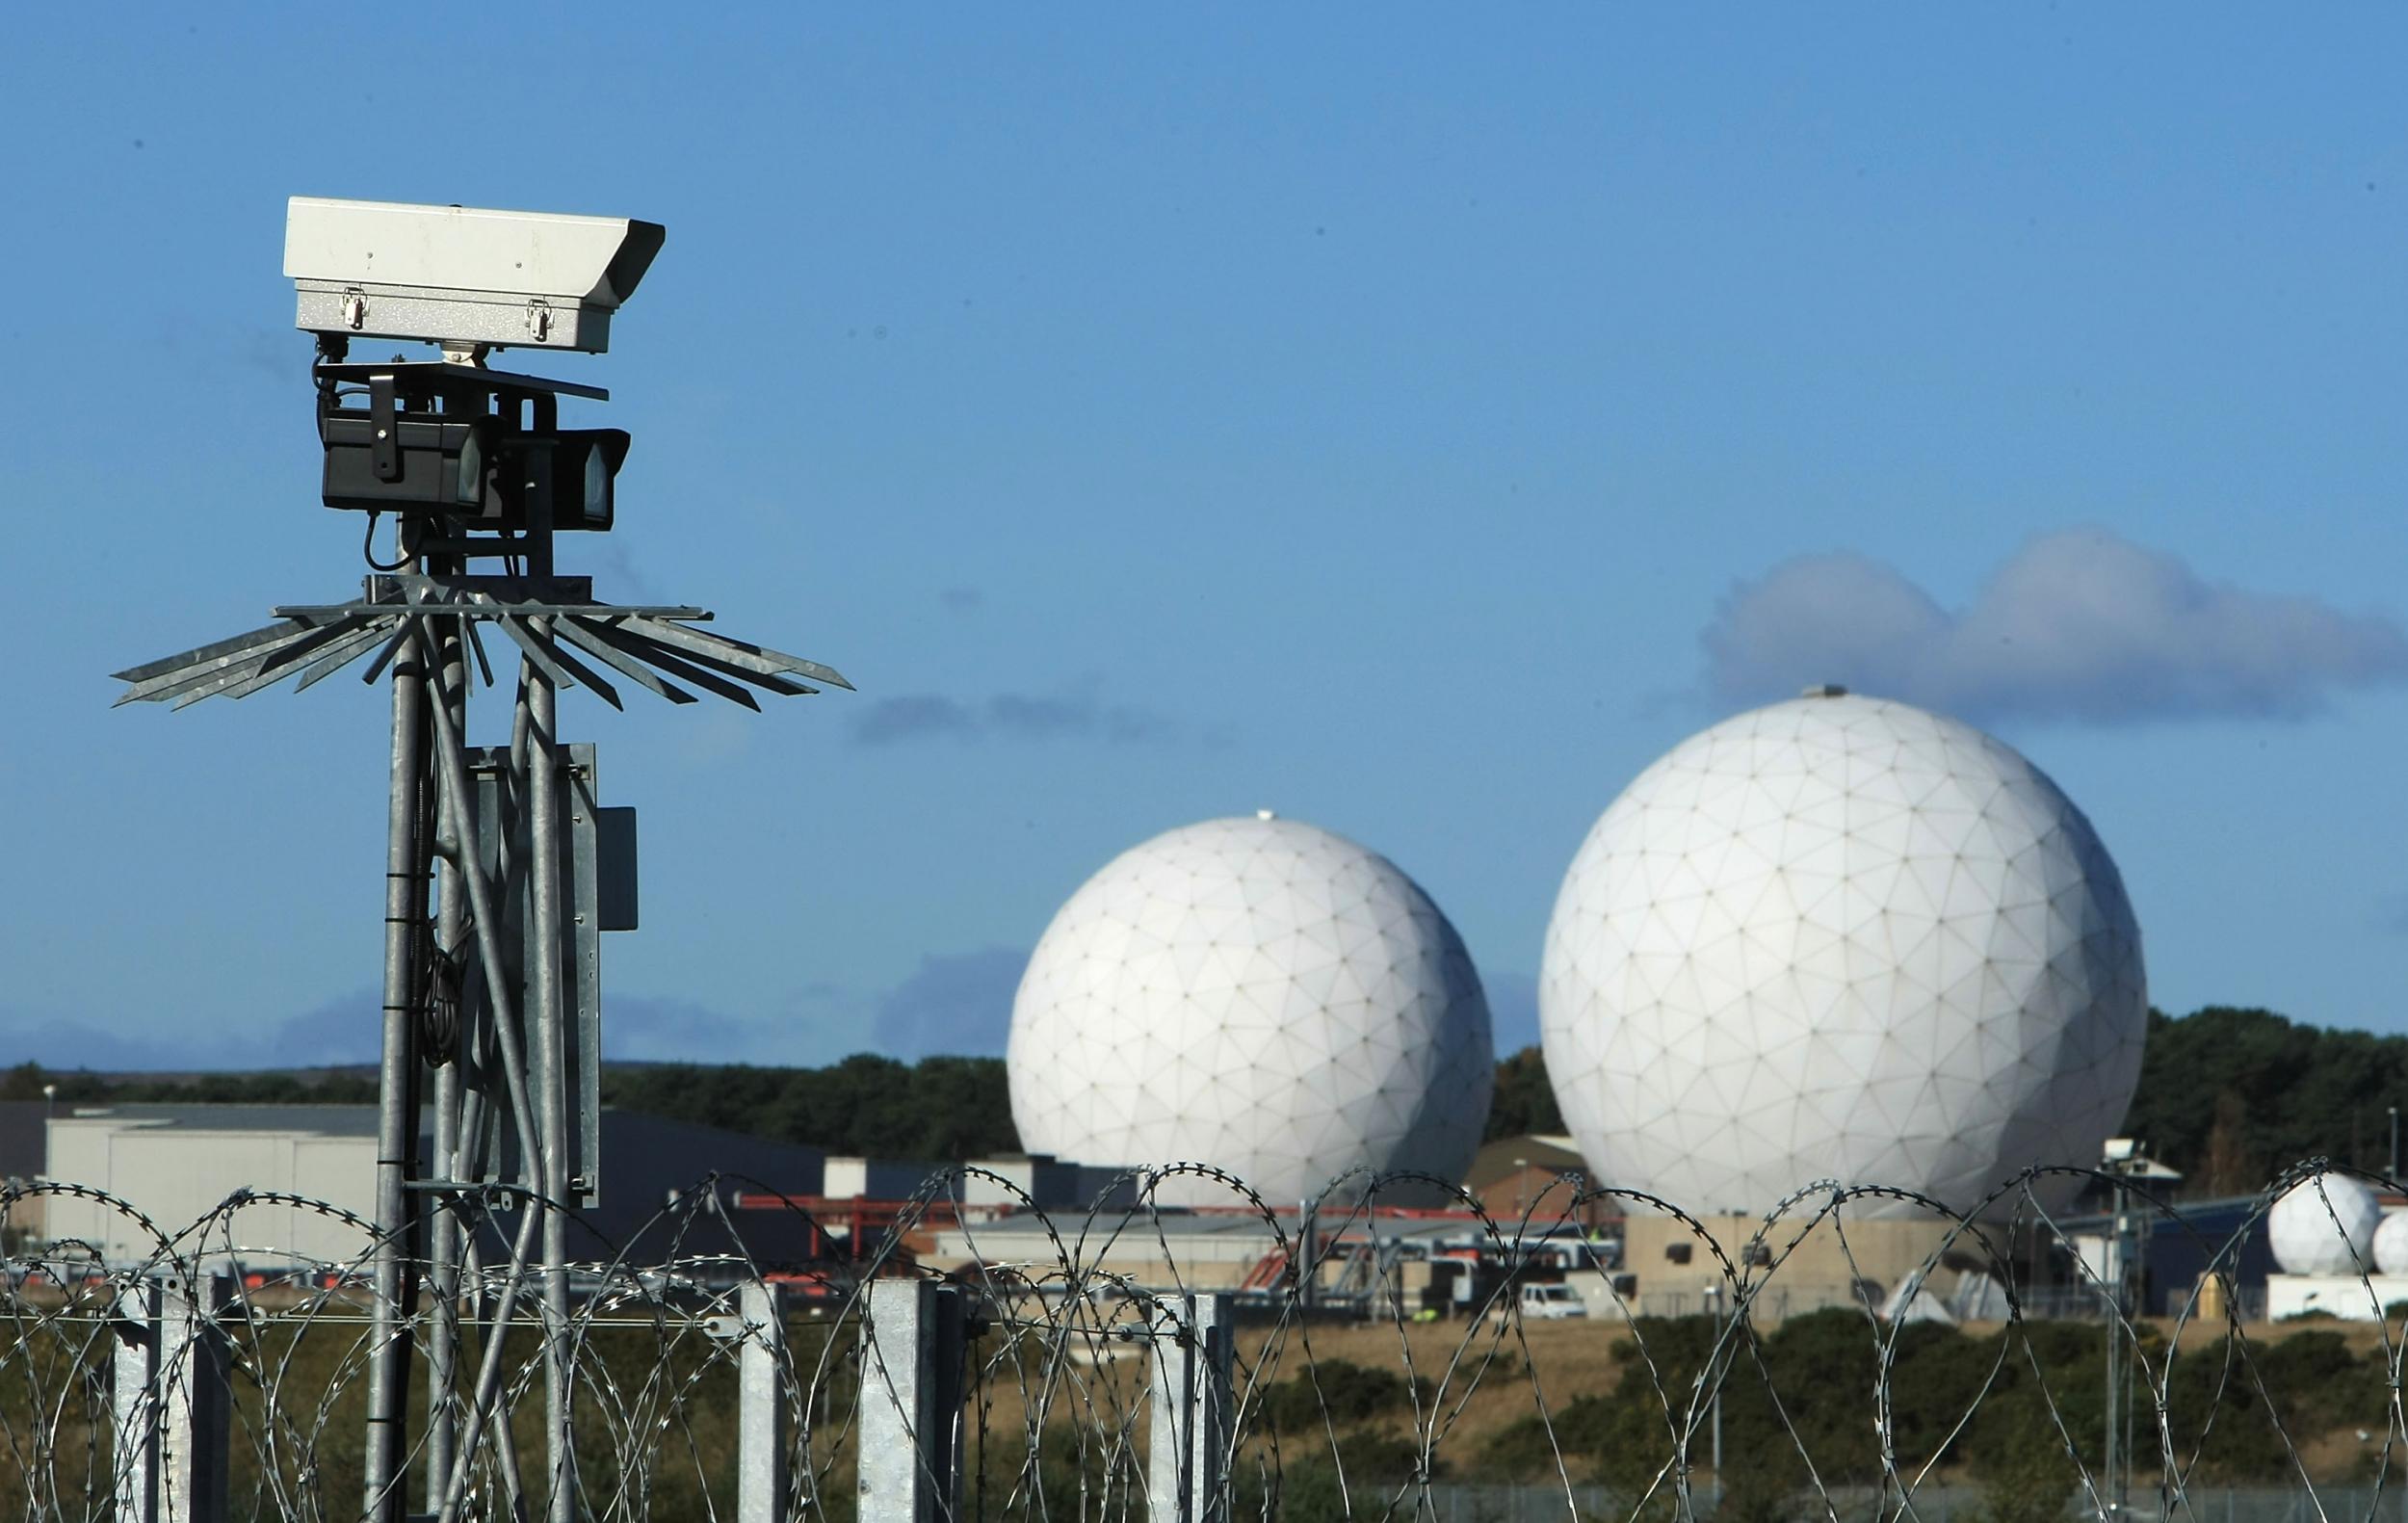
<box><xmin>41</xmin><ymin>1103</ymin><xmax>828</xmax><ymax>1270</ymax></box>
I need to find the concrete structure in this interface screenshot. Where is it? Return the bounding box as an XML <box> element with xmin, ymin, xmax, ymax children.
<box><xmin>42</xmin><ymin>1103</ymin><xmax>827</xmax><ymax>1267</ymax></box>
<box><xmin>1540</xmin><ymin>688</ymin><xmax>2147</xmax><ymax>1218</ymax></box>
<box><xmin>1009</xmin><ymin>813</ymin><xmax>1494</xmax><ymax>1207</ymax></box>
<box><xmin>1616</xmin><ymin>1210</ymin><xmax>1972</xmax><ymax>1320</ymax></box>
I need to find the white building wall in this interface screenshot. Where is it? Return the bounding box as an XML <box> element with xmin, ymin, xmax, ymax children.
<box><xmin>38</xmin><ymin>1104</ymin><xmax>828</xmax><ymax>1268</ymax></box>
<box><xmin>43</xmin><ymin>1114</ymin><xmax>379</xmax><ymax>1268</ymax></box>
<box><xmin>2265</xmin><ymin>1273</ymin><xmax>2408</xmax><ymax>1322</ymax></box>
<box><xmin>822</xmin><ymin>1157</ymin><xmax>942</xmax><ymax>1199</ymax></box>
<box><xmin>274</xmin><ymin>1137</ymin><xmax>380</xmax><ymax>1267</ymax></box>
<box><xmin>958</xmin><ymin>1157</ymin><xmax>1137</xmax><ymax>1212</ymax></box>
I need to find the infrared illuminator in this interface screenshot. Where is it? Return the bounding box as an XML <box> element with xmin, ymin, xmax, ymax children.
<box><xmin>292</xmin><ymin>197</ymin><xmax>659</xmax><ymax>538</ymax></box>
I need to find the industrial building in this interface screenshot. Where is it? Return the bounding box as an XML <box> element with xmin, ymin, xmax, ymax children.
<box><xmin>1462</xmin><ymin>1134</ymin><xmax>1600</xmax><ymax>1224</ymax></box>
<box><xmin>0</xmin><ymin>1099</ymin><xmax>48</xmax><ymax>1245</ymax></box>
<box><xmin>41</xmin><ymin>1103</ymin><xmax>828</xmax><ymax>1269</ymax></box>
<box><xmin>923</xmin><ymin>1203</ymin><xmax>1587</xmax><ymax>1318</ymax></box>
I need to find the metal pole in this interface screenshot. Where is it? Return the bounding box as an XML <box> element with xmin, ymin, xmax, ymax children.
<box><xmin>424</xmin><ymin>613</ymin><xmax>469</xmax><ymax>1499</ymax></box>
<box><xmin>1297</xmin><ymin>1202</ymin><xmax>1316</xmax><ymax>1312</ymax></box>
<box><xmin>2105</xmin><ymin>1170</ymin><xmax>2125</xmax><ymax>1517</ymax></box>
<box><xmin>738</xmin><ymin>1280</ymin><xmax>791</xmax><ymax>1523</ymax></box>
<box><xmin>1148</xmin><ymin>1293</ymin><xmax>1234</xmax><ymax>1523</ymax></box>
<box><xmin>1706</xmin><ymin>1287</ymin><xmax>1723</xmax><ymax>1500</ymax></box>
<box><xmin>2390</xmin><ymin>1107</ymin><xmax>2399</xmax><ymax>1181</ymax></box>
<box><xmin>859</xmin><ymin>1278</ymin><xmax>966</xmax><ymax>1523</ymax></box>
<box><xmin>365</xmin><ymin>620</ymin><xmax>430</xmax><ymax>1523</ymax></box>
<box><xmin>526</xmin><ymin>641</ymin><xmax>577</xmax><ymax>1523</ymax></box>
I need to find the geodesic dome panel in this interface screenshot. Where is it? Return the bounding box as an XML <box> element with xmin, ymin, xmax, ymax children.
<box><xmin>1539</xmin><ymin>690</ymin><xmax>2147</xmax><ymax>1218</ymax></box>
<box><xmin>2269</xmin><ymin>1173</ymin><xmax>2381</xmax><ymax>1275</ymax></box>
<box><xmin>1008</xmin><ymin>814</ymin><xmax>1494</xmax><ymax>1206</ymax></box>
<box><xmin>2372</xmin><ymin>1210</ymin><xmax>2408</xmax><ymax>1276</ymax></box>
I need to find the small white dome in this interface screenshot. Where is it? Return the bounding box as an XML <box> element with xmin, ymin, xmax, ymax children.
<box><xmin>2268</xmin><ymin>1173</ymin><xmax>2381</xmax><ymax>1276</ymax></box>
<box><xmin>2369</xmin><ymin>1209</ymin><xmax>2408</xmax><ymax>1276</ymax></box>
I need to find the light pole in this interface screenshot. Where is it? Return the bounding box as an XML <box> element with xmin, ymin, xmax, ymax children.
<box><xmin>2100</xmin><ymin>1138</ymin><xmax>2148</xmax><ymax>1520</ymax></box>
<box><xmin>2105</xmin><ymin>1170</ymin><xmax>2125</xmax><ymax>1516</ymax></box>
<box><xmin>1701</xmin><ymin>1283</ymin><xmax>1725</xmax><ymax>1505</ymax></box>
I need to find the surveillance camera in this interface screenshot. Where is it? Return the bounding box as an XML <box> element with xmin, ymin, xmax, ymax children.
<box><xmin>284</xmin><ymin>197</ymin><xmax>666</xmax><ymax>354</ymax></box>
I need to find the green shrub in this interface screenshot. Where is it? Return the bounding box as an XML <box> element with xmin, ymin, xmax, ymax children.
<box><xmin>1257</xmin><ymin>1357</ymin><xmax>1429</xmax><ymax>1433</ymax></box>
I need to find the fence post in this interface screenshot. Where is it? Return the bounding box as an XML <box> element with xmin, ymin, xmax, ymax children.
<box><xmin>112</xmin><ymin>1278</ymin><xmax>162</xmax><ymax>1523</ymax></box>
<box><xmin>1148</xmin><ymin>1292</ymin><xmax>1234</xmax><ymax>1523</ymax></box>
<box><xmin>113</xmin><ymin>1274</ymin><xmax>233</xmax><ymax>1523</ymax></box>
<box><xmin>738</xmin><ymin>1280</ymin><xmax>789</xmax><ymax>1523</ymax></box>
<box><xmin>858</xmin><ymin>1277</ymin><xmax>966</xmax><ymax>1523</ymax></box>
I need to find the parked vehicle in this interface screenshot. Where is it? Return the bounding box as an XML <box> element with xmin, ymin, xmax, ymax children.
<box><xmin>1500</xmin><ymin>1281</ymin><xmax>1588</xmax><ymax>1321</ymax></box>
<box><xmin>1526</xmin><ymin>1282</ymin><xmax>1589</xmax><ymax>1319</ymax></box>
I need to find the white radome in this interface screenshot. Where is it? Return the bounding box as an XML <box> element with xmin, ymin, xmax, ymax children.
<box><xmin>2269</xmin><ymin>1173</ymin><xmax>2382</xmax><ymax>1275</ymax></box>
<box><xmin>1539</xmin><ymin>690</ymin><xmax>2148</xmax><ymax>1217</ymax></box>
<box><xmin>2373</xmin><ymin>1211</ymin><xmax>2408</xmax><ymax>1277</ymax></box>
<box><xmin>1008</xmin><ymin>814</ymin><xmax>1495</xmax><ymax>1206</ymax></box>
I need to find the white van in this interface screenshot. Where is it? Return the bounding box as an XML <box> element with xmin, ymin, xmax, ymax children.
<box><xmin>1516</xmin><ymin>1282</ymin><xmax>1589</xmax><ymax>1321</ymax></box>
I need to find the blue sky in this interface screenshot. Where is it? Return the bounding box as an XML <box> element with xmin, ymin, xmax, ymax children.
<box><xmin>7</xmin><ymin>9</ymin><xmax>2408</xmax><ymax>1070</ymax></box>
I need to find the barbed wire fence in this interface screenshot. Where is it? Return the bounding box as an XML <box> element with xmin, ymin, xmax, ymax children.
<box><xmin>3</xmin><ymin>1161</ymin><xmax>2403</xmax><ymax>1523</ymax></box>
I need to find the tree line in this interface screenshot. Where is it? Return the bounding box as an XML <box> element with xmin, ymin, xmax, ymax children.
<box><xmin>4</xmin><ymin>1003</ymin><xmax>2400</xmax><ymax>1190</ymax></box>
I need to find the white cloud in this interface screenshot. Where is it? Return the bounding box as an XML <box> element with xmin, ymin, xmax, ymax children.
<box><xmin>1703</xmin><ymin>529</ymin><xmax>2408</xmax><ymax>722</ymax></box>
<box><xmin>851</xmin><ymin>687</ymin><xmax>1173</xmax><ymax>747</ymax></box>
<box><xmin>0</xmin><ymin>991</ymin><xmax>384</xmax><ymax>1072</ymax></box>
<box><xmin>870</xmin><ymin>947</ymin><xmax>1025</xmax><ymax>1059</ymax></box>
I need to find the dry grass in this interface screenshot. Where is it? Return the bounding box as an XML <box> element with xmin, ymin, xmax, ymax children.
<box><xmin>9</xmin><ymin>1297</ymin><xmax>2407</xmax><ymax>1518</ymax></box>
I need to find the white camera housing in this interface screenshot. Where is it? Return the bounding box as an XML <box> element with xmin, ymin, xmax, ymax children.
<box><xmin>285</xmin><ymin>197</ymin><xmax>666</xmax><ymax>354</ymax></box>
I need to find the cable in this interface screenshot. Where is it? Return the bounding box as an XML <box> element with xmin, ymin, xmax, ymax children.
<box><xmin>363</xmin><ymin>511</ymin><xmax>413</xmax><ymax>572</ymax></box>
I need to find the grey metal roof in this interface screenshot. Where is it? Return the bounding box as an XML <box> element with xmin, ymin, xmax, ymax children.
<box><xmin>65</xmin><ymin>1103</ymin><xmax>390</xmax><ymax>1137</ymax></box>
